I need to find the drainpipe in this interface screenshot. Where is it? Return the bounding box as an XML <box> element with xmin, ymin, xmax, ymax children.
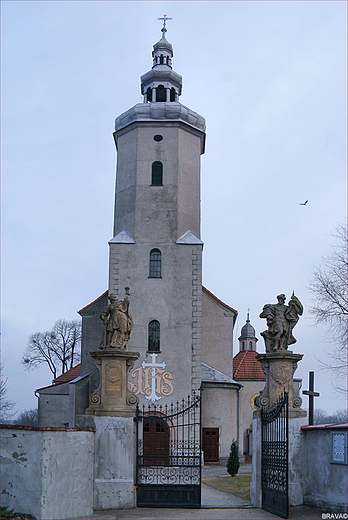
<box><xmin>237</xmin><ymin>385</ymin><xmax>240</xmax><ymax>454</ymax></box>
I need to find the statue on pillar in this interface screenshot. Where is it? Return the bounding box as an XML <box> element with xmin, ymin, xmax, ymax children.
<box><xmin>259</xmin><ymin>292</ymin><xmax>303</xmax><ymax>352</ymax></box>
<box><xmin>100</xmin><ymin>288</ymin><xmax>133</xmax><ymax>349</ymax></box>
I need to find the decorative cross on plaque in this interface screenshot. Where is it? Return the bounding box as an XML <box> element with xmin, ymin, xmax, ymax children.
<box><xmin>142</xmin><ymin>353</ymin><xmax>166</xmax><ymax>403</ymax></box>
<box><xmin>158</xmin><ymin>14</ymin><xmax>173</xmax><ymax>37</ymax></box>
<box><xmin>303</xmin><ymin>371</ymin><xmax>320</xmax><ymax>425</ymax></box>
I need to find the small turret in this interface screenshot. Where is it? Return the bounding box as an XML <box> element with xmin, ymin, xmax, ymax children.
<box><xmin>238</xmin><ymin>311</ymin><xmax>258</xmax><ymax>352</ymax></box>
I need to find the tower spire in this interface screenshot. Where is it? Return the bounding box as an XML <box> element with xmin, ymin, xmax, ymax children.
<box><xmin>158</xmin><ymin>14</ymin><xmax>173</xmax><ymax>39</ymax></box>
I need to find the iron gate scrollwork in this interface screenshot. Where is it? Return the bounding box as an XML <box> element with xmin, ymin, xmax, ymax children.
<box><xmin>136</xmin><ymin>391</ymin><xmax>201</xmax><ymax>508</ymax></box>
<box><xmin>261</xmin><ymin>392</ymin><xmax>289</xmax><ymax>519</ymax></box>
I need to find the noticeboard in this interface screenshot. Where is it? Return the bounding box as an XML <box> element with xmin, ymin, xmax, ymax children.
<box><xmin>331</xmin><ymin>431</ymin><xmax>347</xmax><ymax>464</ymax></box>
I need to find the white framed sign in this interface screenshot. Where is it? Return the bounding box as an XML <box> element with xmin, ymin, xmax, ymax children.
<box><xmin>331</xmin><ymin>431</ymin><xmax>347</xmax><ymax>464</ymax></box>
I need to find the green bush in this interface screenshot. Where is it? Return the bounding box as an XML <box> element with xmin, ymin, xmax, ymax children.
<box><xmin>1</xmin><ymin>506</ymin><xmax>36</xmax><ymax>519</ymax></box>
<box><xmin>227</xmin><ymin>439</ymin><xmax>240</xmax><ymax>477</ymax></box>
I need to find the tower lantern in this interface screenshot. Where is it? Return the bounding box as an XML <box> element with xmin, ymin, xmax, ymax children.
<box><xmin>140</xmin><ymin>15</ymin><xmax>182</xmax><ymax>103</ymax></box>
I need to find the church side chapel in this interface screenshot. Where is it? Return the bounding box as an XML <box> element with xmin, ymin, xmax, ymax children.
<box><xmin>36</xmin><ymin>19</ymin><xmax>268</xmax><ymax>465</ymax></box>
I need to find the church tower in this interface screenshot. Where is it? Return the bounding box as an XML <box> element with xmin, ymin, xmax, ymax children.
<box><xmin>108</xmin><ymin>19</ymin><xmax>206</xmax><ymax>401</ymax></box>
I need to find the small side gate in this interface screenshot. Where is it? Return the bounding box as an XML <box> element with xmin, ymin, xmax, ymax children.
<box><xmin>261</xmin><ymin>392</ymin><xmax>289</xmax><ymax>519</ymax></box>
<box><xmin>136</xmin><ymin>392</ymin><xmax>201</xmax><ymax>508</ymax></box>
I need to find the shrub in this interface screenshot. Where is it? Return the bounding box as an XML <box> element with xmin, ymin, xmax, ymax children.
<box><xmin>227</xmin><ymin>439</ymin><xmax>240</xmax><ymax>477</ymax></box>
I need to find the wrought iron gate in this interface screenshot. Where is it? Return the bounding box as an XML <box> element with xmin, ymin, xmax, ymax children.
<box><xmin>261</xmin><ymin>392</ymin><xmax>289</xmax><ymax>519</ymax></box>
<box><xmin>136</xmin><ymin>391</ymin><xmax>201</xmax><ymax>508</ymax></box>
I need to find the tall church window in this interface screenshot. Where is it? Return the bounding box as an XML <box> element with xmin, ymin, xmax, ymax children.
<box><xmin>170</xmin><ymin>88</ymin><xmax>176</xmax><ymax>102</ymax></box>
<box><xmin>151</xmin><ymin>162</ymin><xmax>163</xmax><ymax>186</ymax></box>
<box><xmin>146</xmin><ymin>87</ymin><xmax>152</xmax><ymax>102</ymax></box>
<box><xmin>148</xmin><ymin>320</ymin><xmax>160</xmax><ymax>352</ymax></box>
<box><xmin>242</xmin><ymin>341</ymin><xmax>245</xmax><ymax>351</ymax></box>
<box><xmin>249</xmin><ymin>341</ymin><xmax>253</xmax><ymax>351</ymax></box>
<box><xmin>149</xmin><ymin>248</ymin><xmax>161</xmax><ymax>277</ymax></box>
<box><xmin>156</xmin><ymin>85</ymin><xmax>166</xmax><ymax>102</ymax></box>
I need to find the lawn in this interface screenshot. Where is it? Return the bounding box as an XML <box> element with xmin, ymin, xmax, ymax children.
<box><xmin>203</xmin><ymin>474</ymin><xmax>252</xmax><ymax>502</ymax></box>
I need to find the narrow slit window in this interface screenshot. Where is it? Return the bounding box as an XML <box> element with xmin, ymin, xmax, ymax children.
<box><xmin>151</xmin><ymin>162</ymin><xmax>163</xmax><ymax>186</ymax></box>
<box><xmin>148</xmin><ymin>320</ymin><xmax>160</xmax><ymax>352</ymax></box>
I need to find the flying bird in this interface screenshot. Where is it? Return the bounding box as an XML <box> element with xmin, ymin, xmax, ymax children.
<box><xmin>299</xmin><ymin>199</ymin><xmax>308</xmax><ymax>205</ymax></box>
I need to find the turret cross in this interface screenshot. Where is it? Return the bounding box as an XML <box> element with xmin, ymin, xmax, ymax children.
<box><xmin>158</xmin><ymin>14</ymin><xmax>173</xmax><ymax>37</ymax></box>
<box><xmin>303</xmin><ymin>371</ymin><xmax>320</xmax><ymax>425</ymax></box>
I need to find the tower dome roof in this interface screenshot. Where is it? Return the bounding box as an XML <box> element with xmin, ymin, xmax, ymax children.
<box><xmin>239</xmin><ymin>312</ymin><xmax>256</xmax><ymax>339</ymax></box>
<box><xmin>153</xmin><ymin>35</ymin><xmax>173</xmax><ymax>55</ymax></box>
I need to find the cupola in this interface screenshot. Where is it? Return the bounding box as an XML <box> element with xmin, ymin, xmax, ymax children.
<box><xmin>238</xmin><ymin>311</ymin><xmax>258</xmax><ymax>352</ymax></box>
<box><xmin>140</xmin><ymin>15</ymin><xmax>182</xmax><ymax>103</ymax></box>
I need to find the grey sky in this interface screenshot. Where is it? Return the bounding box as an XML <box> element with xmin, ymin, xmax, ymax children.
<box><xmin>2</xmin><ymin>1</ymin><xmax>347</xmax><ymax>415</ymax></box>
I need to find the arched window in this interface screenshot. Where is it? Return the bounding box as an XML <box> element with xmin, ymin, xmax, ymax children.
<box><xmin>170</xmin><ymin>88</ymin><xmax>176</xmax><ymax>102</ymax></box>
<box><xmin>149</xmin><ymin>248</ymin><xmax>161</xmax><ymax>277</ymax></box>
<box><xmin>146</xmin><ymin>87</ymin><xmax>152</xmax><ymax>102</ymax></box>
<box><xmin>249</xmin><ymin>341</ymin><xmax>253</xmax><ymax>351</ymax></box>
<box><xmin>151</xmin><ymin>162</ymin><xmax>163</xmax><ymax>186</ymax></box>
<box><xmin>242</xmin><ymin>341</ymin><xmax>245</xmax><ymax>351</ymax></box>
<box><xmin>156</xmin><ymin>84</ymin><xmax>166</xmax><ymax>102</ymax></box>
<box><xmin>148</xmin><ymin>320</ymin><xmax>160</xmax><ymax>352</ymax></box>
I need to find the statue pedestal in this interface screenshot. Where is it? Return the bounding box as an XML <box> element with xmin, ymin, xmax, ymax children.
<box><xmin>256</xmin><ymin>350</ymin><xmax>306</xmax><ymax>417</ymax></box>
<box><xmin>251</xmin><ymin>350</ymin><xmax>307</xmax><ymax>509</ymax></box>
<box><xmin>85</xmin><ymin>349</ymin><xmax>140</xmax><ymax>417</ymax></box>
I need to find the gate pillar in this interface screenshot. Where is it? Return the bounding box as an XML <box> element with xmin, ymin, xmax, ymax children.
<box><xmin>251</xmin><ymin>350</ymin><xmax>307</xmax><ymax>513</ymax></box>
<box><xmin>85</xmin><ymin>347</ymin><xmax>140</xmax><ymax>510</ymax></box>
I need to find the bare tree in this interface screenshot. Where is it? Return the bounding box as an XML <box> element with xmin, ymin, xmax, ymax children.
<box><xmin>22</xmin><ymin>319</ymin><xmax>81</xmax><ymax>379</ymax></box>
<box><xmin>308</xmin><ymin>222</ymin><xmax>348</xmax><ymax>395</ymax></box>
<box><xmin>13</xmin><ymin>408</ymin><xmax>38</xmax><ymax>426</ymax></box>
<box><xmin>314</xmin><ymin>408</ymin><xmax>348</xmax><ymax>425</ymax></box>
<box><xmin>0</xmin><ymin>364</ymin><xmax>16</xmax><ymax>423</ymax></box>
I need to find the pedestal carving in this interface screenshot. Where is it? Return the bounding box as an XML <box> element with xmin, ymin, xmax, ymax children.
<box><xmin>256</xmin><ymin>351</ymin><xmax>306</xmax><ymax>418</ymax></box>
<box><xmin>86</xmin><ymin>350</ymin><xmax>140</xmax><ymax>417</ymax></box>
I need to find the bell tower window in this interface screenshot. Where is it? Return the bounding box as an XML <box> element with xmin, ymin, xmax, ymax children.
<box><xmin>149</xmin><ymin>248</ymin><xmax>161</xmax><ymax>278</ymax></box>
<box><xmin>156</xmin><ymin>85</ymin><xmax>166</xmax><ymax>102</ymax></box>
<box><xmin>151</xmin><ymin>161</ymin><xmax>163</xmax><ymax>186</ymax></box>
<box><xmin>148</xmin><ymin>320</ymin><xmax>160</xmax><ymax>352</ymax></box>
<box><xmin>170</xmin><ymin>88</ymin><xmax>176</xmax><ymax>102</ymax></box>
<box><xmin>146</xmin><ymin>87</ymin><xmax>152</xmax><ymax>102</ymax></box>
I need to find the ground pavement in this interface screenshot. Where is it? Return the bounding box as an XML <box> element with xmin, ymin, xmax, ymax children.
<box><xmin>81</xmin><ymin>465</ymin><xmax>323</xmax><ymax>520</ymax></box>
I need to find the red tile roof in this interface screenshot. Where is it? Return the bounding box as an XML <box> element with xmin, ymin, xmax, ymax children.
<box><xmin>78</xmin><ymin>291</ymin><xmax>108</xmax><ymax>315</ymax></box>
<box><xmin>203</xmin><ymin>286</ymin><xmax>237</xmax><ymax>314</ymax></box>
<box><xmin>233</xmin><ymin>351</ymin><xmax>265</xmax><ymax>380</ymax></box>
<box><xmin>53</xmin><ymin>364</ymin><xmax>81</xmax><ymax>384</ymax></box>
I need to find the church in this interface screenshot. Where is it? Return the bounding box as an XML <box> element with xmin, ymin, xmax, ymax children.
<box><xmin>36</xmin><ymin>20</ymin><xmax>267</xmax><ymax>464</ymax></box>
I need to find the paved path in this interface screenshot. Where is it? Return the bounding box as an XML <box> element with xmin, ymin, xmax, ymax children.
<box><xmin>77</xmin><ymin>465</ymin><xmax>322</xmax><ymax>520</ymax></box>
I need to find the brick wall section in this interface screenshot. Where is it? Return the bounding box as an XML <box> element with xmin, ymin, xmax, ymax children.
<box><xmin>1</xmin><ymin>424</ymin><xmax>95</xmax><ymax>431</ymax></box>
<box><xmin>191</xmin><ymin>245</ymin><xmax>202</xmax><ymax>391</ymax></box>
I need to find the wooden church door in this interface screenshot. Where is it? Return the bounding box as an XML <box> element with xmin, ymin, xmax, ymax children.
<box><xmin>202</xmin><ymin>428</ymin><xmax>219</xmax><ymax>462</ymax></box>
<box><xmin>143</xmin><ymin>416</ymin><xmax>169</xmax><ymax>466</ymax></box>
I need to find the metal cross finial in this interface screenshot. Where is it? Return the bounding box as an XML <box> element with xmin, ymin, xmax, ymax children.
<box><xmin>158</xmin><ymin>14</ymin><xmax>173</xmax><ymax>37</ymax></box>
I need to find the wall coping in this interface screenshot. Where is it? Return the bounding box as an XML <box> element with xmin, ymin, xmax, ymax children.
<box><xmin>0</xmin><ymin>424</ymin><xmax>95</xmax><ymax>432</ymax></box>
<box><xmin>301</xmin><ymin>422</ymin><xmax>347</xmax><ymax>431</ymax></box>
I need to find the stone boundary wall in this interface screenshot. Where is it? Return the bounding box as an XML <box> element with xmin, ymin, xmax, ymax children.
<box><xmin>1</xmin><ymin>425</ymin><xmax>95</xmax><ymax>520</ymax></box>
<box><xmin>301</xmin><ymin>424</ymin><xmax>347</xmax><ymax>513</ymax></box>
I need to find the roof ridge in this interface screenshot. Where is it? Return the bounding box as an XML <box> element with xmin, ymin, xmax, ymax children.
<box><xmin>202</xmin><ymin>286</ymin><xmax>237</xmax><ymax>314</ymax></box>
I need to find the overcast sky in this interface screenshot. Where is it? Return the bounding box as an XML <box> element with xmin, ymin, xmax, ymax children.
<box><xmin>2</xmin><ymin>1</ymin><xmax>347</xmax><ymax>416</ymax></box>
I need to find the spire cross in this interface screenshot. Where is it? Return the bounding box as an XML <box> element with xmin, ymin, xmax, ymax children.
<box><xmin>158</xmin><ymin>14</ymin><xmax>173</xmax><ymax>37</ymax></box>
